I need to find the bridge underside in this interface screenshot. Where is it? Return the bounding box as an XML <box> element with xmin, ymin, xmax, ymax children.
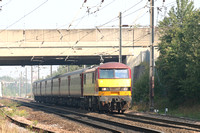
<box><xmin>0</xmin><ymin>55</ymin><xmax>126</xmax><ymax>66</ymax></box>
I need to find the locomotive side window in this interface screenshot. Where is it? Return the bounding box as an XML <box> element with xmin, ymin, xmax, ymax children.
<box><xmin>99</xmin><ymin>69</ymin><xmax>129</xmax><ymax>79</ymax></box>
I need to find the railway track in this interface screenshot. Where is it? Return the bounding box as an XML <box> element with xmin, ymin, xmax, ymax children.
<box><xmin>8</xmin><ymin>98</ymin><xmax>200</xmax><ymax>133</ymax></box>
<box><xmin>0</xmin><ymin>107</ymin><xmax>53</xmax><ymax>133</ymax></box>
<box><xmin>13</xmin><ymin>98</ymin><xmax>162</xmax><ymax>133</ymax></box>
<box><xmin>110</xmin><ymin>113</ymin><xmax>200</xmax><ymax>132</ymax></box>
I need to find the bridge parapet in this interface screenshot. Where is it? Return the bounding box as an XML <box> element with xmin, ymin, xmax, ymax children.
<box><xmin>0</xmin><ymin>28</ymin><xmax>160</xmax><ymax>65</ymax></box>
<box><xmin>0</xmin><ymin>28</ymin><xmax>159</xmax><ymax>44</ymax></box>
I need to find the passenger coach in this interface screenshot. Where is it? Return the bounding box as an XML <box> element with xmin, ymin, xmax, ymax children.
<box><xmin>33</xmin><ymin>62</ymin><xmax>132</xmax><ymax>113</ymax></box>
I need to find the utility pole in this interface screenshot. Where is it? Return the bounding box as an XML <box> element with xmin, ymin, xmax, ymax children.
<box><xmin>119</xmin><ymin>12</ymin><xmax>122</xmax><ymax>63</ymax></box>
<box><xmin>19</xmin><ymin>72</ymin><xmax>22</xmax><ymax>97</ymax></box>
<box><xmin>0</xmin><ymin>1</ymin><xmax>2</xmax><ymax>11</ymax></box>
<box><xmin>50</xmin><ymin>65</ymin><xmax>52</xmax><ymax>77</ymax></box>
<box><xmin>149</xmin><ymin>0</ymin><xmax>154</xmax><ymax>111</ymax></box>
<box><xmin>1</xmin><ymin>82</ymin><xmax>3</xmax><ymax>97</ymax></box>
<box><xmin>38</xmin><ymin>65</ymin><xmax>40</xmax><ymax>80</ymax></box>
<box><xmin>25</xmin><ymin>67</ymin><xmax>27</xmax><ymax>98</ymax></box>
<box><xmin>31</xmin><ymin>66</ymin><xmax>33</xmax><ymax>98</ymax></box>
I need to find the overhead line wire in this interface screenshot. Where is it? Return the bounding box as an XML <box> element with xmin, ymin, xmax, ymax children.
<box><xmin>57</xmin><ymin>0</ymin><xmax>116</xmax><ymax>29</ymax></box>
<box><xmin>1</xmin><ymin>1</ymin><xmax>156</xmax><ymax>60</ymax></box>
<box><xmin>0</xmin><ymin>0</ymin><xmax>13</xmax><ymax>7</ymax></box>
<box><xmin>97</xmin><ymin>0</ymin><xmax>144</xmax><ymax>28</ymax></box>
<box><xmin>122</xmin><ymin>0</ymin><xmax>143</xmax><ymax>14</ymax></box>
<box><xmin>72</xmin><ymin>0</ymin><xmax>116</xmax><ymax>29</ymax></box>
<box><xmin>100</xmin><ymin>32</ymin><xmax>150</xmax><ymax>56</ymax></box>
<box><xmin>7</xmin><ymin>0</ymin><xmax>110</xmax><ymax>44</ymax></box>
<box><xmin>5</xmin><ymin>0</ymin><xmax>109</xmax><ymax>43</ymax></box>
<box><xmin>30</xmin><ymin>0</ymin><xmax>149</xmax><ymax>44</ymax></box>
<box><xmin>0</xmin><ymin>0</ymin><xmax>49</xmax><ymax>34</ymax></box>
<box><xmin>2</xmin><ymin>0</ymin><xmax>144</xmax><ymax>44</ymax></box>
<box><xmin>67</xmin><ymin>1</ymin><xmax>148</xmax><ymax>54</ymax></box>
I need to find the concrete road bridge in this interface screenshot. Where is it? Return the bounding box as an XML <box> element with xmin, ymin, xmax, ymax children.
<box><xmin>0</xmin><ymin>28</ymin><xmax>160</xmax><ymax>67</ymax></box>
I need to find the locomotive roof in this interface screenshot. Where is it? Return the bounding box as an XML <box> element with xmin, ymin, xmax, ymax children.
<box><xmin>98</xmin><ymin>62</ymin><xmax>130</xmax><ymax>69</ymax></box>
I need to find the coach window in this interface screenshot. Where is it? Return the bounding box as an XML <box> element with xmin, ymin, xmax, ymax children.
<box><xmin>92</xmin><ymin>72</ymin><xmax>95</xmax><ymax>83</ymax></box>
<box><xmin>51</xmin><ymin>80</ymin><xmax>53</xmax><ymax>93</ymax></box>
<box><xmin>40</xmin><ymin>82</ymin><xmax>42</xmax><ymax>89</ymax></box>
<box><xmin>45</xmin><ymin>81</ymin><xmax>47</xmax><ymax>93</ymax></box>
<box><xmin>45</xmin><ymin>81</ymin><xmax>47</xmax><ymax>88</ymax></box>
<box><xmin>84</xmin><ymin>74</ymin><xmax>86</xmax><ymax>84</ymax></box>
<box><xmin>36</xmin><ymin>83</ymin><xmax>37</xmax><ymax>91</ymax></box>
<box><xmin>58</xmin><ymin>78</ymin><xmax>61</xmax><ymax>90</ymax></box>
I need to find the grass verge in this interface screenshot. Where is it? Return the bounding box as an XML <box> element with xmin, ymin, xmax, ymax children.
<box><xmin>131</xmin><ymin>102</ymin><xmax>200</xmax><ymax>121</ymax></box>
<box><xmin>0</xmin><ymin>99</ymin><xmax>30</xmax><ymax>133</ymax></box>
<box><xmin>0</xmin><ymin>99</ymin><xmax>28</xmax><ymax>117</ymax></box>
<box><xmin>167</xmin><ymin>104</ymin><xmax>200</xmax><ymax>120</ymax></box>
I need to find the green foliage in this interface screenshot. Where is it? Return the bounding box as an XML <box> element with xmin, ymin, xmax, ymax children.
<box><xmin>156</xmin><ymin>0</ymin><xmax>200</xmax><ymax>105</ymax></box>
<box><xmin>32</xmin><ymin>120</ymin><xmax>38</xmax><ymax>126</ymax></box>
<box><xmin>167</xmin><ymin>104</ymin><xmax>200</xmax><ymax>120</ymax></box>
<box><xmin>0</xmin><ymin>100</ymin><xmax>20</xmax><ymax>108</ymax></box>
<box><xmin>0</xmin><ymin>75</ymin><xmax>31</xmax><ymax>97</ymax></box>
<box><xmin>133</xmin><ymin>63</ymin><xmax>166</xmax><ymax>110</ymax></box>
<box><xmin>133</xmin><ymin>64</ymin><xmax>149</xmax><ymax>104</ymax></box>
<box><xmin>0</xmin><ymin>100</ymin><xmax>28</xmax><ymax>117</ymax></box>
<box><xmin>16</xmin><ymin>109</ymin><xmax>28</xmax><ymax>117</ymax></box>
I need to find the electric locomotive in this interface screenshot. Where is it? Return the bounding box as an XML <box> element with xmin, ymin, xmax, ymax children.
<box><xmin>33</xmin><ymin>62</ymin><xmax>132</xmax><ymax>113</ymax></box>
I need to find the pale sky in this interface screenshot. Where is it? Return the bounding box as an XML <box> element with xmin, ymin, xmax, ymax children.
<box><xmin>0</xmin><ymin>0</ymin><xmax>199</xmax><ymax>30</ymax></box>
<box><xmin>0</xmin><ymin>0</ymin><xmax>199</xmax><ymax>80</ymax></box>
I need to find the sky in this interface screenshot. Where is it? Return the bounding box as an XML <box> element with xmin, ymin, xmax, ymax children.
<box><xmin>0</xmin><ymin>0</ymin><xmax>199</xmax><ymax>80</ymax></box>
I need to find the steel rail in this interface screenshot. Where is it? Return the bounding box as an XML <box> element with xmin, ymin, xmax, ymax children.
<box><xmin>113</xmin><ymin>113</ymin><xmax>200</xmax><ymax>132</ymax></box>
<box><xmin>0</xmin><ymin>107</ymin><xmax>54</xmax><ymax>133</ymax></box>
<box><xmin>17</xmin><ymin>100</ymin><xmax>162</xmax><ymax>133</ymax></box>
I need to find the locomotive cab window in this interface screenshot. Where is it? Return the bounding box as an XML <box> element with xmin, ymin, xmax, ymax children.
<box><xmin>115</xmin><ymin>69</ymin><xmax>129</xmax><ymax>78</ymax></box>
<box><xmin>99</xmin><ymin>69</ymin><xmax>129</xmax><ymax>79</ymax></box>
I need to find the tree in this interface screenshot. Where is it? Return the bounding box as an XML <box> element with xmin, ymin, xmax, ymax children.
<box><xmin>178</xmin><ymin>10</ymin><xmax>200</xmax><ymax>101</ymax></box>
<box><xmin>156</xmin><ymin>0</ymin><xmax>200</xmax><ymax>105</ymax></box>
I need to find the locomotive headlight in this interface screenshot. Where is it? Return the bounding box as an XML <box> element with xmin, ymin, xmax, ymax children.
<box><xmin>102</xmin><ymin>88</ymin><xmax>107</xmax><ymax>91</ymax></box>
<box><xmin>100</xmin><ymin>87</ymin><xmax>110</xmax><ymax>91</ymax></box>
<box><xmin>120</xmin><ymin>87</ymin><xmax>129</xmax><ymax>91</ymax></box>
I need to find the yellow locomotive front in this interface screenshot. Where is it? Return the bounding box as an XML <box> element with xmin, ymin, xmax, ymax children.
<box><xmin>96</xmin><ymin>62</ymin><xmax>132</xmax><ymax>113</ymax></box>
